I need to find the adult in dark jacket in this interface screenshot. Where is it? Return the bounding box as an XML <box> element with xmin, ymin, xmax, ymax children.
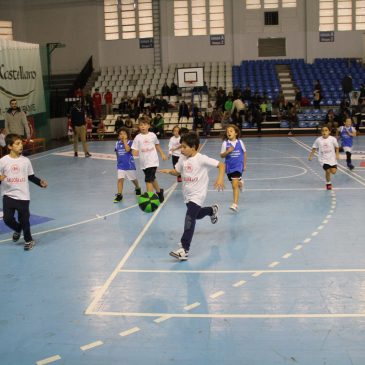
<box><xmin>70</xmin><ymin>102</ymin><xmax>91</xmax><ymax>157</ymax></box>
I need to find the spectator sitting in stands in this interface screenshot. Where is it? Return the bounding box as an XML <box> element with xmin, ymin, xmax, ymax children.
<box><xmin>151</xmin><ymin>113</ymin><xmax>164</xmax><ymax>137</ymax></box>
<box><xmin>204</xmin><ymin>111</ymin><xmax>214</xmax><ymax>136</ymax></box>
<box><xmin>155</xmin><ymin>95</ymin><xmax>169</xmax><ymax>113</ymax></box>
<box><xmin>97</xmin><ymin>119</ymin><xmax>105</xmax><ymax>140</ymax></box>
<box><xmin>115</xmin><ymin>116</ymin><xmax>124</xmax><ymax>133</ymax></box>
<box><xmin>294</xmin><ymin>87</ymin><xmax>302</xmax><ymax>110</ymax></box>
<box><xmin>137</xmin><ymin>91</ymin><xmax>145</xmax><ymax>111</ymax></box>
<box><xmin>215</xmin><ymin>87</ymin><xmax>227</xmax><ymax>110</ymax></box>
<box><xmin>161</xmin><ymin>82</ymin><xmax>170</xmax><ymax>97</ymax></box>
<box><xmin>242</xmin><ymin>86</ymin><xmax>251</xmax><ymax>102</ymax></box>
<box><xmin>360</xmin><ymin>83</ymin><xmax>365</xmax><ymax>101</ymax></box>
<box><xmin>212</xmin><ymin>107</ymin><xmax>223</xmax><ymax>125</ymax></box>
<box><xmin>224</xmin><ymin>95</ymin><xmax>233</xmax><ymax>112</ymax></box>
<box><xmin>124</xmin><ymin>116</ymin><xmax>134</xmax><ymax>130</ymax></box>
<box><xmin>193</xmin><ymin>110</ymin><xmax>205</xmax><ymax>131</ymax></box>
<box><xmin>350</xmin><ymin>91</ymin><xmax>360</xmax><ymax>108</ymax></box>
<box><xmin>221</xmin><ymin>110</ymin><xmax>232</xmax><ymax>130</ymax></box>
<box><xmin>325</xmin><ymin>109</ymin><xmax>339</xmax><ymax>135</ymax></box>
<box><xmin>170</xmin><ymin>82</ymin><xmax>178</xmax><ymax>96</ymax></box>
<box><xmin>178</xmin><ymin>100</ymin><xmax>190</xmax><ymax>121</ymax></box>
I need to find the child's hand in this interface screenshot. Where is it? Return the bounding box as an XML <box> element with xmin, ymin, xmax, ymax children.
<box><xmin>40</xmin><ymin>179</ymin><xmax>48</xmax><ymax>188</ymax></box>
<box><xmin>214</xmin><ymin>178</ymin><xmax>225</xmax><ymax>191</ymax></box>
<box><xmin>227</xmin><ymin>146</ymin><xmax>234</xmax><ymax>154</ymax></box>
<box><xmin>308</xmin><ymin>155</ymin><xmax>313</xmax><ymax>161</ymax></box>
<box><xmin>161</xmin><ymin>153</ymin><xmax>168</xmax><ymax>161</ymax></box>
<box><xmin>0</xmin><ymin>174</ymin><xmax>6</xmax><ymax>181</ymax></box>
<box><xmin>158</xmin><ymin>169</ymin><xmax>171</xmax><ymax>174</ymax></box>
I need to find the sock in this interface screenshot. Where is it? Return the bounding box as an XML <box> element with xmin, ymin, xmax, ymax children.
<box><xmin>346</xmin><ymin>151</ymin><xmax>351</xmax><ymax>165</ymax></box>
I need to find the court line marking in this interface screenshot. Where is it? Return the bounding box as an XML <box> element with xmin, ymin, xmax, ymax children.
<box><xmin>205</xmin><ymin>187</ymin><xmax>365</xmax><ymax>192</ymax></box>
<box><xmin>268</xmin><ymin>261</ymin><xmax>280</xmax><ymax>268</ymax></box>
<box><xmin>36</xmin><ymin>355</ymin><xmax>61</xmax><ymax>365</ymax></box>
<box><xmin>240</xmin><ymin>163</ymin><xmax>307</xmax><ymax>181</ymax></box>
<box><xmin>153</xmin><ymin>315</ymin><xmax>172</xmax><ymax>323</ymax></box>
<box><xmin>119</xmin><ymin>326</ymin><xmax>140</xmax><ymax>337</ymax></box>
<box><xmin>184</xmin><ymin>302</ymin><xmax>201</xmax><ymax>311</ymax></box>
<box><xmin>210</xmin><ymin>290</ymin><xmax>225</xmax><ymax>299</ymax></box>
<box><xmin>232</xmin><ymin>280</ymin><xmax>246</xmax><ymax>287</ymax></box>
<box><xmin>85</xmin><ymin>182</ymin><xmax>178</xmax><ymax>314</ymax></box>
<box><xmin>80</xmin><ymin>340</ymin><xmax>104</xmax><ymax>351</ymax></box>
<box><xmin>118</xmin><ymin>268</ymin><xmax>365</xmax><ymax>274</ymax></box>
<box><xmin>87</xmin><ymin>311</ymin><xmax>365</xmax><ymax>319</ymax></box>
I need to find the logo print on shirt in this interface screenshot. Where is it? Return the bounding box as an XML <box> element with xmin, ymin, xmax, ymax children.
<box><xmin>11</xmin><ymin>164</ymin><xmax>20</xmax><ymax>174</ymax></box>
<box><xmin>185</xmin><ymin>163</ymin><xmax>193</xmax><ymax>173</ymax></box>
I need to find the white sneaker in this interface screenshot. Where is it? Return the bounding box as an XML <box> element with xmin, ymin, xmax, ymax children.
<box><xmin>210</xmin><ymin>204</ymin><xmax>219</xmax><ymax>224</ymax></box>
<box><xmin>238</xmin><ymin>180</ymin><xmax>244</xmax><ymax>191</ymax></box>
<box><xmin>169</xmin><ymin>247</ymin><xmax>189</xmax><ymax>261</ymax></box>
<box><xmin>230</xmin><ymin>203</ymin><xmax>238</xmax><ymax>212</ymax></box>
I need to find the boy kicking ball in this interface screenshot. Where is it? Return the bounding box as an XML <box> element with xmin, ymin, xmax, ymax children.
<box><xmin>159</xmin><ymin>132</ymin><xmax>225</xmax><ymax>261</ymax></box>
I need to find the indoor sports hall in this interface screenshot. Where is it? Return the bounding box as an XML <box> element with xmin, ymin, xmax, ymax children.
<box><xmin>1</xmin><ymin>1</ymin><xmax>365</xmax><ymax>365</ymax></box>
<box><xmin>1</xmin><ymin>137</ymin><xmax>365</xmax><ymax>365</ymax></box>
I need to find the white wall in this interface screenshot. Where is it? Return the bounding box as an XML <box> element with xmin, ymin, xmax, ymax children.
<box><xmin>0</xmin><ymin>0</ymin><xmax>364</xmax><ymax>73</ymax></box>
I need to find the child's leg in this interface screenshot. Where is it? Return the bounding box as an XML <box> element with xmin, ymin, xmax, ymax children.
<box><xmin>132</xmin><ymin>179</ymin><xmax>140</xmax><ymax>190</ymax></box>
<box><xmin>146</xmin><ymin>181</ymin><xmax>154</xmax><ymax>192</ymax></box>
<box><xmin>330</xmin><ymin>167</ymin><xmax>337</xmax><ymax>176</ymax></box>
<box><xmin>151</xmin><ymin>179</ymin><xmax>161</xmax><ymax>193</ymax></box>
<box><xmin>117</xmin><ymin>178</ymin><xmax>124</xmax><ymax>194</ymax></box>
<box><xmin>180</xmin><ymin>202</ymin><xmax>212</xmax><ymax>252</ymax></box>
<box><xmin>17</xmin><ymin>201</ymin><xmax>32</xmax><ymax>242</ymax></box>
<box><xmin>325</xmin><ymin>169</ymin><xmax>331</xmax><ymax>183</ymax></box>
<box><xmin>2</xmin><ymin>196</ymin><xmax>21</xmax><ymax>234</ymax></box>
<box><xmin>231</xmin><ymin>179</ymin><xmax>240</xmax><ymax>205</ymax></box>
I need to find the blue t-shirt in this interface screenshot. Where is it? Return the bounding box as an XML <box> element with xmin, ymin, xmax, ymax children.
<box><xmin>115</xmin><ymin>140</ymin><xmax>136</xmax><ymax>170</ymax></box>
<box><xmin>222</xmin><ymin>140</ymin><xmax>245</xmax><ymax>174</ymax></box>
<box><xmin>339</xmin><ymin>126</ymin><xmax>354</xmax><ymax>148</ymax></box>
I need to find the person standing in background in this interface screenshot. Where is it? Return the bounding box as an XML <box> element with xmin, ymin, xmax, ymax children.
<box><xmin>4</xmin><ymin>99</ymin><xmax>30</xmax><ymax>140</ymax></box>
<box><xmin>70</xmin><ymin>102</ymin><xmax>91</xmax><ymax>158</ymax></box>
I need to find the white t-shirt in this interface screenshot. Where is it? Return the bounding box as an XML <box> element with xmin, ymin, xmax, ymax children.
<box><xmin>131</xmin><ymin>132</ymin><xmax>160</xmax><ymax>169</ymax></box>
<box><xmin>168</xmin><ymin>136</ymin><xmax>181</xmax><ymax>157</ymax></box>
<box><xmin>0</xmin><ymin>155</ymin><xmax>34</xmax><ymax>200</ymax></box>
<box><xmin>175</xmin><ymin>153</ymin><xmax>219</xmax><ymax>206</ymax></box>
<box><xmin>312</xmin><ymin>135</ymin><xmax>339</xmax><ymax>166</ymax></box>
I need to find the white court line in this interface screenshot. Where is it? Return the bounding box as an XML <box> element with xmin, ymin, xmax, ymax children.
<box><xmin>312</xmin><ymin>231</ymin><xmax>319</xmax><ymax>236</ymax></box>
<box><xmin>268</xmin><ymin>261</ymin><xmax>280</xmax><ymax>268</ymax></box>
<box><xmin>119</xmin><ymin>327</ymin><xmax>140</xmax><ymax>337</ymax></box>
<box><xmin>36</xmin><ymin>355</ymin><xmax>61</xmax><ymax>365</ymax></box>
<box><xmin>209</xmin><ymin>291</ymin><xmax>225</xmax><ymax>299</ymax></box>
<box><xmin>282</xmin><ymin>253</ymin><xmax>292</xmax><ymax>259</ymax></box>
<box><xmin>205</xmin><ymin>187</ymin><xmax>365</xmax><ymax>192</ymax></box>
<box><xmin>80</xmin><ymin>340</ymin><xmax>104</xmax><ymax>351</ymax></box>
<box><xmin>184</xmin><ymin>302</ymin><xmax>201</xmax><ymax>311</ymax></box>
<box><xmin>119</xmin><ymin>268</ymin><xmax>365</xmax><ymax>274</ymax></box>
<box><xmin>154</xmin><ymin>315</ymin><xmax>172</xmax><ymax>323</ymax></box>
<box><xmin>88</xmin><ymin>311</ymin><xmax>365</xmax><ymax>319</ymax></box>
<box><xmin>294</xmin><ymin>245</ymin><xmax>302</xmax><ymax>251</ymax></box>
<box><xmin>232</xmin><ymin>280</ymin><xmax>246</xmax><ymax>287</ymax></box>
<box><xmin>85</xmin><ymin>182</ymin><xmax>178</xmax><ymax>315</ymax></box>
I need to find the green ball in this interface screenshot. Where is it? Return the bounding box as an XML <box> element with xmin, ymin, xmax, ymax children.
<box><xmin>138</xmin><ymin>192</ymin><xmax>160</xmax><ymax>213</ymax></box>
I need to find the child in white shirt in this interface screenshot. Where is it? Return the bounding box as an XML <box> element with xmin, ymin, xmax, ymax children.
<box><xmin>0</xmin><ymin>134</ymin><xmax>48</xmax><ymax>250</ymax></box>
<box><xmin>308</xmin><ymin>125</ymin><xmax>339</xmax><ymax>190</ymax></box>
<box><xmin>131</xmin><ymin>117</ymin><xmax>167</xmax><ymax>202</ymax></box>
<box><xmin>168</xmin><ymin>125</ymin><xmax>182</xmax><ymax>182</ymax></box>
<box><xmin>160</xmin><ymin>132</ymin><xmax>225</xmax><ymax>261</ymax></box>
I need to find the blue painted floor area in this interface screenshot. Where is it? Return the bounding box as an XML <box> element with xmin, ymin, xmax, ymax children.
<box><xmin>1</xmin><ymin>136</ymin><xmax>365</xmax><ymax>365</ymax></box>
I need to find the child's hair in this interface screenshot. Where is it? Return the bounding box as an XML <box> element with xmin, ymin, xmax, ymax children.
<box><xmin>223</xmin><ymin>124</ymin><xmax>241</xmax><ymax>140</ymax></box>
<box><xmin>172</xmin><ymin>125</ymin><xmax>181</xmax><ymax>135</ymax></box>
<box><xmin>5</xmin><ymin>133</ymin><xmax>21</xmax><ymax>147</ymax></box>
<box><xmin>321</xmin><ymin>124</ymin><xmax>330</xmax><ymax>132</ymax></box>
<box><xmin>138</xmin><ymin>116</ymin><xmax>150</xmax><ymax>125</ymax></box>
<box><xmin>118</xmin><ymin>126</ymin><xmax>131</xmax><ymax>139</ymax></box>
<box><xmin>180</xmin><ymin>132</ymin><xmax>199</xmax><ymax>150</ymax></box>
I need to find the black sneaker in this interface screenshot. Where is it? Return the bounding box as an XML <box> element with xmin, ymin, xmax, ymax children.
<box><xmin>113</xmin><ymin>194</ymin><xmax>123</xmax><ymax>203</ymax></box>
<box><xmin>135</xmin><ymin>187</ymin><xmax>142</xmax><ymax>196</ymax></box>
<box><xmin>348</xmin><ymin>164</ymin><xmax>355</xmax><ymax>170</ymax></box>
<box><xmin>157</xmin><ymin>188</ymin><xmax>164</xmax><ymax>203</ymax></box>
<box><xmin>74</xmin><ymin>152</ymin><xmax>78</xmax><ymax>157</ymax></box>
<box><xmin>24</xmin><ymin>240</ymin><xmax>35</xmax><ymax>251</ymax></box>
<box><xmin>85</xmin><ymin>152</ymin><xmax>92</xmax><ymax>158</ymax></box>
<box><xmin>210</xmin><ymin>204</ymin><xmax>219</xmax><ymax>224</ymax></box>
<box><xmin>12</xmin><ymin>231</ymin><xmax>21</xmax><ymax>242</ymax></box>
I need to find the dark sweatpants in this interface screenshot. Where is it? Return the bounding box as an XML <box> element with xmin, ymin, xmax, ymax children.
<box><xmin>181</xmin><ymin>201</ymin><xmax>213</xmax><ymax>251</ymax></box>
<box><xmin>3</xmin><ymin>195</ymin><xmax>32</xmax><ymax>242</ymax></box>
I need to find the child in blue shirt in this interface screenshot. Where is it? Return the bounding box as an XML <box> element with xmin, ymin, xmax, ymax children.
<box><xmin>220</xmin><ymin>124</ymin><xmax>246</xmax><ymax>212</ymax></box>
<box><xmin>114</xmin><ymin>127</ymin><xmax>141</xmax><ymax>202</ymax></box>
<box><xmin>337</xmin><ymin>117</ymin><xmax>356</xmax><ymax>170</ymax></box>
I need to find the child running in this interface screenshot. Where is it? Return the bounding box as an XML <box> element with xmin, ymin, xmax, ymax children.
<box><xmin>114</xmin><ymin>127</ymin><xmax>141</xmax><ymax>203</ymax></box>
<box><xmin>168</xmin><ymin>125</ymin><xmax>182</xmax><ymax>182</ymax></box>
<box><xmin>0</xmin><ymin>134</ymin><xmax>48</xmax><ymax>250</ymax></box>
<box><xmin>131</xmin><ymin>116</ymin><xmax>167</xmax><ymax>202</ymax></box>
<box><xmin>308</xmin><ymin>125</ymin><xmax>339</xmax><ymax>190</ymax></box>
<box><xmin>159</xmin><ymin>132</ymin><xmax>225</xmax><ymax>261</ymax></box>
<box><xmin>337</xmin><ymin>117</ymin><xmax>356</xmax><ymax>170</ymax></box>
<box><xmin>220</xmin><ymin>124</ymin><xmax>247</xmax><ymax>212</ymax></box>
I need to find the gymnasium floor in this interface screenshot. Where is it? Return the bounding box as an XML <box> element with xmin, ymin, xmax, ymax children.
<box><xmin>1</xmin><ymin>135</ymin><xmax>365</xmax><ymax>365</ymax></box>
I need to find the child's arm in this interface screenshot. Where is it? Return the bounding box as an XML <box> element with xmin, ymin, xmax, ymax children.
<box><xmin>159</xmin><ymin>168</ymin><xmax>179</xmax><ymax>176</ymax></box>
<box><xmin>28</xmin><ymin>175</ymin><xmax>48</xmax><ymax>188</ymax></box>
<box><xmin>123</xmin><ymin>139</ymin><xmax>131</xmax><ymax>152</ymax></box>
<box><xmin>220</xmin><ymin>146</ymin><xmax>234</xmax><ymax>158</ymax></box>
<box><xmin>348</xmin><ymin>128</ymin><xmax>357</xmax><ymax>137</ymax></box>
<box><xmin>214</xmin><ymin>161</ymin><xmax>225</xmax><ymax>191</ymax></box>
<box><xmin>335</xmin><ymin>146</ymin><xmax>340</xmax><ymax>160</ymax></box>
<box><xmin>155</xmin><ymin>144</ymin><xmax>167</xmax><ymax>160</ymax></box>
<box><xmin>243</xmin><ymin>152</ymin><xmax>247</xmax><ymax>171</ymax></box>
<box><xmin>132</xmin><ymin>149</ymin><xmax>139</xmax><ymax>157</ymax></box>
<box><xmin>308</xmin><ymin>148</ymin><xmax>316</xmax><ymax>161</ymax></box>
